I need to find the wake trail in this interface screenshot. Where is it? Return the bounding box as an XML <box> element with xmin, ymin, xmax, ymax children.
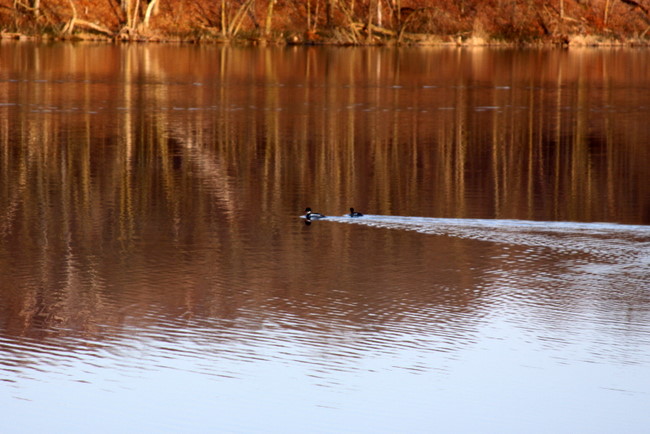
<box><xmin>321</xmin><ymin>215</ymin><xmax>650</xmax><ymax>279</ymax></box>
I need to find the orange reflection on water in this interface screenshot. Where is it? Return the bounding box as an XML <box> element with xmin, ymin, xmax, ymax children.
<box><xmin>0</xmin><ymin>43</ymin><xmax>649</xmax><ymax>335</ymax></box>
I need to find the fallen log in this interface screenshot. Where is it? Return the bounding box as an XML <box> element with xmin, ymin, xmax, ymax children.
<box><xmin>63</xmin><ymin>18</ymin><xmax>114</xmax><ymax>36</ymax></box>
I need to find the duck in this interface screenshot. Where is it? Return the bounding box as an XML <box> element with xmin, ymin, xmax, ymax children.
<box><xmin>304</xmin><ymin>207</ymin><xmax>326</xmax><ymax>220</ymax></box>
<box><xmin>348</xmin><ymin>207</ymin><xmax>363</xmax><ymax>217</ymax></box>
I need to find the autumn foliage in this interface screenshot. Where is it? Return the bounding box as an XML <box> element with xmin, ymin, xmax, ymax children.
<box><xmin>2</xmin><ymin>0</ymin><xmax>650</xmax><ymax>45</ymax></box>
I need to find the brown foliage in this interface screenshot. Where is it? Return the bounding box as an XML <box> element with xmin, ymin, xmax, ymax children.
<box><xmin>1</xmin><ymin>0</ymin><xmax>649</xmax><ymax>44</ymax></box>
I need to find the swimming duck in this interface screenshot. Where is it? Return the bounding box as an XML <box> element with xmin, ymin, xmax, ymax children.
<box><xmin>348</xmin><ymin>207</ymin><xmax>363</xmax><ymax>217</ymax></box>
<box><xmin>305</xmin><ymin>207</ymin><xmax>326</xmax><ymax>220</ymax></box>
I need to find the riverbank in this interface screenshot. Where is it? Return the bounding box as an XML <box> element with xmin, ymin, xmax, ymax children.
<box><xmin>2</xmin><ymin>0</ymin><xmax>650</xmax><ymax>47</ymax></box>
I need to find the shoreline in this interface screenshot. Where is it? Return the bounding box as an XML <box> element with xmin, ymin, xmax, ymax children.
<box><xmin>2</xmin><ymin>30</ymin><xmax>650</xmax><ymax>48</ymax></box>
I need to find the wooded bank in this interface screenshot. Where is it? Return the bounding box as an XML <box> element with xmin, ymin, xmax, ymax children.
<box><xmin>2</xmin><ymin>0</ymin><xmax>650</xmax><ymax>45</ymax></box>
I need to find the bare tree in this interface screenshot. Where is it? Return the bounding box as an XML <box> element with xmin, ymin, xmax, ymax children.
<box><xmin>263</xmin><ymin>0</ymin><xmax>276</xmax><ymax>38</ymax></box>
<box><xmin>143</xmin><ymin>0</ymin><xmax>161</xmax><ymax>27</ymax></box>
<box><xmin>220</xmin><ymin>0</ymin><xmax>255</xmax><ymax>38</ymax></box>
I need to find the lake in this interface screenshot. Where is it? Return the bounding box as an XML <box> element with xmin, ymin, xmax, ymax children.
<box><xmin>1</xmin><ymin>42</ymin><xmax>649</xmax><ymax>433</ymax></box>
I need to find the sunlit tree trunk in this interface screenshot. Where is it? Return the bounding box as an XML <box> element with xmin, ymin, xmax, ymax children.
<box><xmin>264</xmin><ymin>0</ymin><xmax>275</xmax><ymax>37</ymax></box>
<box><xmin>307</xmin><ymin>0</ymin><xmax>312</xmax><ymax>30</ymax></box>
<box><xmin>218</xmin><ymin>0</ymin><xmax>254</xmax><ymax>38</ymax></box>
<box><xmin>132</xmin><ymin>0</ymin><xmax>140</xmax><ymax>28</ymax></box>
<box><xmin>122</xmin><ymin>0</ymin><xmax>137</xmax><ymax>29</ymax></box>
<box><xmin>61</xmin><ymin>0</ymin><xmax>77</xmax><ymax>34</ymax></box>
<box><xmin>221</xmin><ymin>0</ymin><xmax>227</xmax><ymax>36</ymax></box>
<box><xmin>143</xmin><ymin>0</ymin><xmax>160</xmax><ymax>28</ymax></box>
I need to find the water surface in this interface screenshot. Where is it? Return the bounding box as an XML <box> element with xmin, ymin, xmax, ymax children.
<box><xmin>1</xmin><ymin>43</ymin><xmax>650</xmax><ymax>433</ymax></box>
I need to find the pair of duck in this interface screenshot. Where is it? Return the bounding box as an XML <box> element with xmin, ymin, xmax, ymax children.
<box><xmin>304</xmin><ymin>207</ymin><xmax>363</xmax><ymax>221</ymax></box>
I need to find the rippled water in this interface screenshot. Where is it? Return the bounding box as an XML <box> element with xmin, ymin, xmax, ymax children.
<box><xmin>1</xmin><ymin>43</ymin><xmax>650</xmax><ymax>433</ymax></box>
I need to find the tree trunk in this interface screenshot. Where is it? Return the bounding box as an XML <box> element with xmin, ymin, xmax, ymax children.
<box><xmin>367</xmin><ymin>0</ymin><xmax>377</xmax><ymax>42</ymax></box>
<box><xmin>221</xmin><ymin>0</ymin><xmax>227</xmax><ymax>36</ymax></box>
<box><xmin>143</xmin><ymin>0</ymin><xmax>160</xmax><ymax>28</ymax></box>
<box><xmin>228</xmin><ymin>0</ymin><xmax>255</xmax><ymax>37</ymax></box>
<box><xmin>264</xmin><ymin>0</ymin><xmax>275</xmax><ymax>37</ymax></box>
<box><xmin>62</xmin><ymin>0</ymin><xmax>77</xmax><ymax>34</ymax></box>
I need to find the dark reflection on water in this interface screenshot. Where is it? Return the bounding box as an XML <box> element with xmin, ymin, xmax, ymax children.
<box><xmin>1</xmin><ymin>43</ymin><xmax>650</xmax><ymax>433</ymax></box>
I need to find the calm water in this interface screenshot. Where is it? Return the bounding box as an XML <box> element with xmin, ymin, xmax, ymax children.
<box><xmin>1</xmin><ymin>42</ymin><xmax>650</xmax><ymax>433</ymax></box>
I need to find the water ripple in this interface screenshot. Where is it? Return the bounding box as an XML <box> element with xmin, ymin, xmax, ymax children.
<box><xmin>325</xmin><ymin>214</ymin><xmax>649</xmax><ymax>270</ymax></box>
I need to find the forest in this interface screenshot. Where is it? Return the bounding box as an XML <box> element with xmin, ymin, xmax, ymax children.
<box><xmin>2</xmin><ymin>0</ymin><xmax>650</xmax><ymax>45</ymax></box>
